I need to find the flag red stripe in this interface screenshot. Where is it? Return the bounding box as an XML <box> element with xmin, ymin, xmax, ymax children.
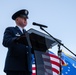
<box><xmin>32</xmin><ymin>67</ymin><xmax>36</xmax><ymax>70</ymax></box>
<box><xmin>44</xmin><ymin>65</ymin><xmax>52</xmax><ymax>69</ymax></box>
<box><xmin>51</xmin><ymin>60</ymin><xmax>61</xmax><ymax>67</ymax></box>
<box><xmin>43</xmin><ymin>58</ymin><xmax>51</xmax><ymax>62</ymax></box>
<box><xmin>49</xmin><ymin>54</ymin><xmax>60</xmax><ymax>60</ymax></box>
<box><xmin>52</xmin><ymin>68</ymin><xmax>59</xmax><ymax>74</ymax></box>
<box><xmin>32</xmin><ymin>73</ymin><xmax>36</xmax><ymax>75</ymax></box>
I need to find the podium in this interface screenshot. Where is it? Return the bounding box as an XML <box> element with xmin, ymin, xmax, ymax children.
<box><xmin>27</xmin><ymin>28</ymin><xmax>61</xmax><ymax>75</ymax></box>
<box><xmin>28</xmin><ymin>28</ymin><xmax>60</xmax><ymax>50</ymax></box>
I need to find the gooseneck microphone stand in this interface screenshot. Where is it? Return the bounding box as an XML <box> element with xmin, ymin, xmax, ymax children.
<box><xmin>39</xmin><ymin>26</ymin><xmax>76</xmax><ymax>75</ymax></box>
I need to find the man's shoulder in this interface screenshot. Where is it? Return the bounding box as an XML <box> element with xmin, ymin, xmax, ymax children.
<box><xmin>5</xmin><ymin>26</ymin><xmax>16</xmax><ymax>31</ymax></box>
<box><xmin>4</xmin><ymin>26</ymin><xmax>16</xmax><ymax>33</ymax></box>
<box><xmin>5</xmin><ymin>26</ymin><xmax>15</xmax><ymax>30</ymax></box>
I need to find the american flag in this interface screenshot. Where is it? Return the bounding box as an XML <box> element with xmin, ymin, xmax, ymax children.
<box><xmin>32</xmin><ymin>64</ymin><xmax>36</xmax><ymax>75</ymax></box>
<box><xmin>32</xmin><ymin>54</ymin><xmax>36</xmax><ymax>75</ymax></box>
<box><xmin>32</xmin><ymin>51</ymin><xmax>66</xmax><ymax>75</ymax></box>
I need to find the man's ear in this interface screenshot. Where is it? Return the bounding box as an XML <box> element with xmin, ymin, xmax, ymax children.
<box><xmin>15</xmin><ymin>18</ymin><xmax>19</xmax><ymax>21</ymax></box>
<box><xmin>15</xmin><ymin>18</ymin><xmax>19</xmax><ymax>24</ymax></box>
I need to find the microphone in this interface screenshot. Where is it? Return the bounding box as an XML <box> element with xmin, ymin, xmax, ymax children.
<box><xmin>32</xmin><ymin>22</ymin><xmax>48</xmax><ymax>28</ymax></box>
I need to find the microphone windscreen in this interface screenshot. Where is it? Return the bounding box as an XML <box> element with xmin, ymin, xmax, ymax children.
<box><xmin>32</xmin><ymin>22</ymin><xmax>37</xmax><ymax>25</ymax></box>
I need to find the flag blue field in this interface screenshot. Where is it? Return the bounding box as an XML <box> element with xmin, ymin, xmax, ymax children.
<box><xmin>62</xmin><ymin>52</ymin><xmax>76</xmax><ymax>75</ymax></box>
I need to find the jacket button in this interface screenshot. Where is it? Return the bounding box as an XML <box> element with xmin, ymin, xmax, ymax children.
<box><xmin>27</xmin><ymin>52</ymin><xmax>28</xmax><ymax>54</ymax></box>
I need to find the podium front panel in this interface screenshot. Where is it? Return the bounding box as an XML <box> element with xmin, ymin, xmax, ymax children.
<box><xmin>34</xmin><ymin>50</ymin><xmax>45</xmax><ymax>75</ymax></box>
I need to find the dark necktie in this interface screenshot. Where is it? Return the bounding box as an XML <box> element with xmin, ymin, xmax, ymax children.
<box><xmin>23</xmin><ymin>29</ymin><xmax>25</xmax><ymax>34</ymax></box>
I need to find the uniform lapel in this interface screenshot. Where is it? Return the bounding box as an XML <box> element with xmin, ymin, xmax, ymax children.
<box><xmin>15</xmin><ymin>26</ymin><xmax>23</xmax><ymax>35</ymax></box>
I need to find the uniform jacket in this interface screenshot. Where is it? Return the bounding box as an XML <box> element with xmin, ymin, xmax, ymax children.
<box><xmin>2</xmin><ymin>26</ymin><xmax>32</xmax><ymax>72</ymax></box>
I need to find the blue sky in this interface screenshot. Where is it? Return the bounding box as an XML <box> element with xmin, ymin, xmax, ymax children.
<box><xmin>0</xmin><ymin>0</ymin><xmax>76</xmax><ymax>75</ymax></box>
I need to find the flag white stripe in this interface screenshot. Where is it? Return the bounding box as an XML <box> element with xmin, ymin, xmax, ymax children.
<box><xmin>50</xmin><ymin>57</ymin><xmax>60</xmax><ymax>63</ymax></box>
<box><xmin>45</xmin><ymin>68</ymin><xmax>53</xmax><ymax>74</ymax></box>
<box><xmin>32</xmin><ymin>64</ymin><xmax>36</xmax><ymax>67</ymax></box>
<box><xmin>44</xmin><ymin>61</ymin><xmax>52</xmax><ymax>67</ymax></box>
<box><xmin>32</xmin><ymin>70</ymin><xmax>36</xmax><ymax>73</ymax></box>
<box><xmin>52</xmin><ymin>64</ymin><xmax>60</xmax><ymax>71</ymax></box>
<box><xmin>42</xmin><ymin>54</ymin><xmax>50</xmax><ymax>59</ymax></box>
<box><xmin>45</xmin><ymin>72</ymin><xmax>48</xmax><ymax>75</ymax></box>
<box><xmin>53</xmin><ymin>71</ymin><xmax>58</xmax><ymax>75</ymax></box>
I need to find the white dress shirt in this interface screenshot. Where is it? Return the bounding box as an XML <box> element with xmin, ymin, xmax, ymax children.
<box><xmin>17</xmin><ymin>25</ymin><xmax>24</xmax><ymax>33</ymax></box>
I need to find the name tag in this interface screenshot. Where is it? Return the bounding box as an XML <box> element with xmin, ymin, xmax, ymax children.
<box><xmin>15</xmin><ymin>33</ymin><xmax>20</xmax><ymax>36</ymax></box>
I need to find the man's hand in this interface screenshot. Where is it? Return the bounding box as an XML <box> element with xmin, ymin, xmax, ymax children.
<box><xmin>14</xmin><ymin>34</ymin><xmax>28</xmax><ymax>45</ymax></box>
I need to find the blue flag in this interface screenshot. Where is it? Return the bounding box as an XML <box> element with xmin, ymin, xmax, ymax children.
<box><xmin>62</xmin><ymin>52</ymin><xmax>76</xmax><ymax>75</ymax></box>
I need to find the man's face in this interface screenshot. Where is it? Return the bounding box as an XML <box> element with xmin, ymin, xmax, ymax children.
<box><xmin>16</xmin><ymin>17</ymin><xmax>27</xmax><ymax>28</ymax></box>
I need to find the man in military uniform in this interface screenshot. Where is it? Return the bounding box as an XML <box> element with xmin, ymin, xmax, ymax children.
<box><xmin>2</xmin><ymin>9</ymin><xmax>32</xmax><ymax>75</ymax></box>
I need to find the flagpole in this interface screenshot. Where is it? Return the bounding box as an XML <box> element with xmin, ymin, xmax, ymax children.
<box><xmin>58</xmin><ymin>44</ymin><xmax>62</xmax><ymax>75</ymax></box>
